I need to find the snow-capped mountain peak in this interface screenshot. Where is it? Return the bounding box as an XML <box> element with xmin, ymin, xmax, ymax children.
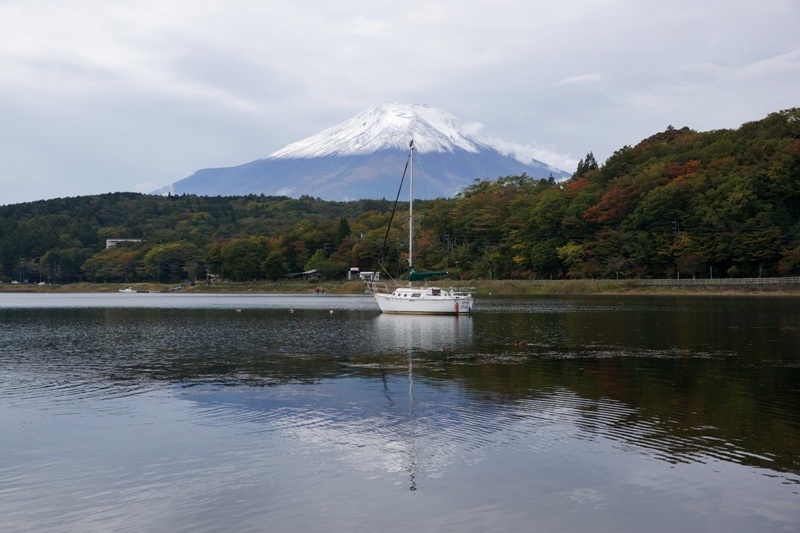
<box><xmin>154</xmin><ymin>103</ymin><xmax>571</xmax><ymax>200</ymax></box>
<box><xmin>268</xmin><ymin>102</ymin><xmax>489</xmax><ymax>159</ymax></box>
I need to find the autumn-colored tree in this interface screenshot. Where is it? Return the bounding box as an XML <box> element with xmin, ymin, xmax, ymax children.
<box><xmin>1</xmin><ymin>110</ymin><xmax>798</xmax><ymax>285</ymax></box>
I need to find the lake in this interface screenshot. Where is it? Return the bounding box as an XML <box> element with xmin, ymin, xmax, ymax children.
<box><xmin>1</xmin><ymin>292</ymin><xmax>798</xmax><ymax>532</ymax></box>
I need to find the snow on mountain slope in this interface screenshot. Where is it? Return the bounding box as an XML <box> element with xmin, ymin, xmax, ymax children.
<box><xmin>155</xmin><ymin>103</ymin><xmax>570</xmax><ymax>200</ymax></box>
<box><xmin>269</xmin><ymin>103</ymin><xmax>488</xmax><ymax>158</ymax></box>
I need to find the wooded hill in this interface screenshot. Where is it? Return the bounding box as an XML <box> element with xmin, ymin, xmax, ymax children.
<box><xmin>1</xmin><ymin>108</ymin><xmax>798</xmax><ymax>284</ymax></box>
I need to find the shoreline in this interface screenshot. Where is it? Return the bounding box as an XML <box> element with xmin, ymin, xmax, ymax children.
<box><xmin>2</xmin><ymin>279</ymin><xmax>799</xmax><ymax>297</ymax></box>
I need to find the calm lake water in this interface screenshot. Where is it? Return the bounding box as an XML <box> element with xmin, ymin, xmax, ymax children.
<box><xmin>1</xmin><ymin>292</ymin><xmax>798</xmax><ymax>532</ymax></box>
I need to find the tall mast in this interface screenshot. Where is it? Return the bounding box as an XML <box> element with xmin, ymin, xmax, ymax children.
<box><xmin>408</xmin><ymin>139</ymin><xmax>414</xmax><ymax>278</ymax></box>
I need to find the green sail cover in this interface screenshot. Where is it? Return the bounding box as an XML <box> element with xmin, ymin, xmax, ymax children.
<box><xmin>408</xmin><ymin>268</ymin><xmax>448</xmax><ymax>282</ymax></box>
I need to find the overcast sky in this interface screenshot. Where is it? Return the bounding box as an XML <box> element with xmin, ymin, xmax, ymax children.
<box><xmin>1</xmin><ymin>0</ymin><xmax>798</xmax><ymax>205</ymax></box>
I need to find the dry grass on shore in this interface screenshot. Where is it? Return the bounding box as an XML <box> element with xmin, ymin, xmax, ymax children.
<box><xmin>1</xmin><ymin>279</ymin><xmax>798</xmax><ymax>296</ymax></box>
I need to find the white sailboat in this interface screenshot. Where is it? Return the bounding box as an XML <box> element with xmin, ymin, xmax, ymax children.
<box><xmin>366</xmin><ymin>140</ymin><xmax>474</xmax><ymax>315</ymax></box>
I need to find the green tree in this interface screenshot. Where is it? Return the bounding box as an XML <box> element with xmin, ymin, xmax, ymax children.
<box><xmin>263</xmin><ymin>251</ymin><xmax>289</xmax><ymax>280</ymax></box>
<box><xmin>573</xmin><ymin>152</ymin><xmax>598</xmax><ymax>178</ymax></box>
<box><xmin>335</xmin><ymin>218</ymin><xmax>351</xmax><ymax>245</ymax></box>
<box><xmin>305</xmin><ymin>249</ymin><xmax>326</xmax><ymax>271</ymax></box>
<box><xmin>143</xmin><ymin>242</ymin><xmax>202</xmax><ymax>283</ymax></box>
<box><xmin>304</xmin><ymin>248</ymin><xmax>347</xmax><ymax>280</ymax></box>
<box><xmin>216</xmin><ymin>237</ymin><xmax>272</xmax><ymax>281</ymax></box>
<box><xmin>556</xmin><ymin>242</ymin><xmax>587</xmax><ymax>279</ymax></box>
<box><xmin>81</xmin><ymin>245</ymin><xmax>145</xmax><ymax>282</ymax></box>
<box><xmin>529</xmin><ymin>239</ymin><xmax>563</xmax><ymax>278</ymax></box>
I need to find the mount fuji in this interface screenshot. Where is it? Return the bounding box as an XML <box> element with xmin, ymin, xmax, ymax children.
<box><xmin>155</xmin><ymin>103</ymin><xmax>570</xmax><ymax>200</ymax></box>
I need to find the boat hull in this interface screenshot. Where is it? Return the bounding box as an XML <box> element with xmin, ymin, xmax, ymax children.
<box><xmin>373</xmin><ymin>292</ymin><xmax>473</xmax><ymax>315</ymax></box>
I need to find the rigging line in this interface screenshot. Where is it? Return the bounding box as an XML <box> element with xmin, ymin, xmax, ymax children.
<box><xmin>370</xmin><ymin>152</ymin><xmax>411</xmax><ymax>283</ymax></box>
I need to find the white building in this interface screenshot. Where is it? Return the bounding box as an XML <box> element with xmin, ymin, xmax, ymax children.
<box><xmin>106</xmin><ymin>239</ymin><xmax>143</xmax><ymax>248</ymax></box>
<box><xmin>348</xmin><ymin>267</ymin><xmax>379</xmax><ymax>281</ymax></box>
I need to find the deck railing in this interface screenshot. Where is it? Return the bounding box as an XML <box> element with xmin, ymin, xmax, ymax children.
<box><xmin>364</xmin><ymin>281</ymin><xmax>389</xmax><ymax>294</ymax></box>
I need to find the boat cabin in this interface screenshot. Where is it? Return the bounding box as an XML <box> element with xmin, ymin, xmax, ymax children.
<box><xmin>391</xmin><ymin>286</ymin><xmax>444</xmax><ymax>298</ymax></box>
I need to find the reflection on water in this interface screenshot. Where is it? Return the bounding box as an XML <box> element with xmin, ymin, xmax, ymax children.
<box><xmin>1</xmin><ymin>293</ymin><xmax>798</xmax><ymax>532</ymax></box>
<box><xmin>374</xmin><ymin>313</ymin><xmax>473</xmax><ymax>352</ymax></box>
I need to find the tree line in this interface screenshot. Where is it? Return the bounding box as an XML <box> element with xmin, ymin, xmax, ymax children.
<box><xmin>1</xmin><ymin>108</ymin><xmax>798</xmax><ymax>284</ymax></box>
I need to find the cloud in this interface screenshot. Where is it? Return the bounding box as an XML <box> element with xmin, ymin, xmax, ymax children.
<box><xmin>557</xmin><ymin>73</ymin><xmax>605</xmax><ymax>85</ymax></box>
<box><xmin>460</xmin><ymin>121</ymin><xmax>486</xmax><ymax>138</ymax></box>
<box><xmin>488</xmin><ymin>137</ymin><xmax>579</xmax><ymax>175</ymax></box>
<box><xmin>346</xmin><ymin>16</ymin><xmax>390</xmax><ymax>38</ymax></box>
<box><xmin>0</xmin><ymin>0</ymin><xmax>798</xmax><ymax>204</ymax></box>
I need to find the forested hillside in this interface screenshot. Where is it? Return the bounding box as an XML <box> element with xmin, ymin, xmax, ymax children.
<box><xmin>1</xmin><ymin>109</ymin><xmax>798</xmax><ymax>284</ymax></box>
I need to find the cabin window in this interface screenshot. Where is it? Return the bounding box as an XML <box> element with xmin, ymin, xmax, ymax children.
<box><xmin>411</xmin><ymin>293</ymin><xmax>421</xmax><ymax>298</ymax></box>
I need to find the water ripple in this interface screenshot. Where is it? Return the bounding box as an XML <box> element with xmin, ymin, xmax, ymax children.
<box><xmin>2</xmin><ymin>294</ymin><xmax>799</xmax><ymax>531</ymax></box>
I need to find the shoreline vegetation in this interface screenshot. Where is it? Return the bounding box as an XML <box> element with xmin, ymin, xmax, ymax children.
<box><xmin>2</xmin><ymin>278</ymin><xmax>799</xmax><ymax>296</ymax></box>
<box><xmin>2</xmin><ymin>110</ymin><xmax>798</xmax><ymax>289</ymax></box>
